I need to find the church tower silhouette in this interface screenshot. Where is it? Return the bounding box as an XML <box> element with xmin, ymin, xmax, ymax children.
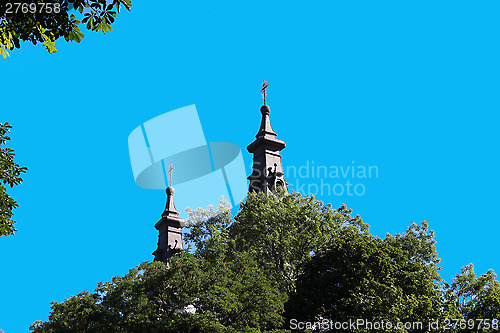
<box><xmin>152</xmin><ymin>164</ymin><xmax>184</xmax><ymax>263</ymax></box>
<box><xmin>153</xmin><ymin>82</ymin><xmax>288</xmax><ymax>262</ymax></box>
<box><xmin>247</xmin><ymin>81</ymin><xmax>288</xmax><ymax>194</ymax></box>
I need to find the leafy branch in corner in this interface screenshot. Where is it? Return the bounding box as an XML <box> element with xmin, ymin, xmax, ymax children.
<box><xmin>0</xmin><ymin>0</ymin><xmax>132</xmax><ymax>58</ymax></box>
<box><xmin>0</xmin><ymin>122</ymin><xmax>27</xmax><ymax>236</ymax></box>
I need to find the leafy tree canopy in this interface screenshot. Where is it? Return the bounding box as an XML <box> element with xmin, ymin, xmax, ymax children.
<box><xmin>30</xmin><ymin>190</ymin><xmax>500</xmax><ymax>332</ymax></box>
<box><xmin>286</xmin><ymin>222</ymin><xmax>446</xmax><ymax>331</ymax></box>
<box><xmin>230</xmin><ymin>190</ymin><xmax>368</xmax><ymax>294</ymax></box>
<box><xmin>0</xmin><ymin>122</ymin><xmax>27</xmax><ymax>236</ymax></box>
<box><xmin>0</xmin><ymin>0</ymin><xmax>132</xmax><ymax>59</ymax></box>
<box><xmin>31</xmin><ymin>232</ymin><xmax>287</xmax><ymax>332</ymax></box>
<box><xmin>444</xmin><ymin>263</ymin><xmax>500</xmax><ymax>329</ymax></box>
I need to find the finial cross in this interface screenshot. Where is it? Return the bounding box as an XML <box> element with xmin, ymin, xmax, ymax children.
<box><xmin>168</xmin><ymin>164</ymin><xmax>173</xmax><ymax>187</ymax></box>
<box><xmin>261</xmin><ymin>80</ymin><xmax>269</xmax><ymax>105</ymax></box>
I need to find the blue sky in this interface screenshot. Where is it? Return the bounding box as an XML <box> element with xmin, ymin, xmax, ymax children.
<box><xmin>1</xmin><ymin>1</ymin><xmax>500</xmax><ymax>331</ymax></box>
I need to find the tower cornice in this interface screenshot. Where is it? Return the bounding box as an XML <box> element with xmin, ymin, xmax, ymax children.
<box><xmin>247</xmin><ymin>136</ymin><xmax>286</xmax><ymax>153</ymax></box>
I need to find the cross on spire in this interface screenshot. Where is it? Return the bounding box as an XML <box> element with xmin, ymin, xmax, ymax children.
<box><xmin>261</xmin><ymin>80</ymin><xmax>269</xmax><ymax>105</ymax></box>
<box><xmin>168</xmin><ymin>163</ymin><xmax>173</xmax><ymax>187</ymax></box>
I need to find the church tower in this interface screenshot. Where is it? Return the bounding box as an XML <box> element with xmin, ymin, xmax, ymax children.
<box><xmin>153</xmin><ymin>165</ymin><xmax>184</xmax><ymax>263</ymax></box>
<box><xmin>247</xmin><ymin>81</ymin><xmax>288</xmax><ymax>194</ymax></box>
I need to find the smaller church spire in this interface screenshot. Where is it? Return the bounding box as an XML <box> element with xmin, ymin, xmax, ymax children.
<box><xmin>161</xmin><ymin>164</ymin><xmax>179</xmax><ymax>217</ymax></box>
<box><xmin>162</xmin><ymin>186</ymin><xmax>179</xmax><ymax>217</ymax></box>
<box><xmin>153</xmin><ymin>165</ymin><xmax>184</xmax><ymax>263</ymax></box>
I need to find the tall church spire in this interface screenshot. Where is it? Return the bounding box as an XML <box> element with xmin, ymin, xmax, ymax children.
<box><xmin>247</xmin><ymin>81</ymin><xmax>288</xmax><ymax>194</ymax></box>
<box><xmin>153</xmin><ymin>165</ymin><xmax>184</xmax><ymax>263</ymax></box>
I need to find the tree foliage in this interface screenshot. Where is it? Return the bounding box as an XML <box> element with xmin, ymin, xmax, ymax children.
<box><xmin>185</xmin><ymin>196</ymin><xmax>231</xmax><ymax>228</ymax></box>
<box><xmin>232</xmin><ymin>190</ymin><xmax>368</xmax><ymax>294</ymax></box>
<box><xmin>444</xmin><ymin>264</ymin><xmax>500</xmax><ymax>328</ymax></box>
<box><xmin>30</xmin><ymin>190</ymin><xmax>500</xmax><ymax>332</ymax></box>
<box><xmin>31</xmin><ymin>254</ymin><xmax>287</xmax><ymax>333</ymax></box>
<box><xmin>0</xmin><ymin>0</ymin><xmax>132</xmax><ymax>59</ymax></box>
<box><xmin>0</xmin><ymin>122</ymin><xmax>27</xmax><ymax>236</ymax></box>
<box><xmin>286</xmin><ymin>223</ymin><xmax>445</xmax><ymax>331</ymax></box>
